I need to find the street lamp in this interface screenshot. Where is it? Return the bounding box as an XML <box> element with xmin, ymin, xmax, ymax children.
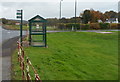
<box><xmin>75</xmin><ymin>0</ymin><xmax>77</xmax><ymax>31</ymax></box>
<box><xmin>75</xmin><ymin>0</ymin><xmax>77</xmax><ymax>22</ymax></box>
<box><xmin>60</xmin><ymin>0</ymin><xmax>63</xmax><ymax>19</ymax></box>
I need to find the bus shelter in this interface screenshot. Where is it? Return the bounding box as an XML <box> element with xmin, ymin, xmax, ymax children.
<box><xmin>28</xmin><ymin>15</ymin><xmax>47</xmax><ymax>47</ymax></box>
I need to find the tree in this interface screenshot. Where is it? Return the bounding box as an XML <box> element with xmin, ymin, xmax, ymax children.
<box><xmin>81</xmin><ymin>9</ymin><xmax>118</xmax><ymax>24</ymax></box>
<box><xmin>104</xmin><ymin>11</ymin><xmax>117</xmax><ymax>23</ymax></box>
<box><xmin>67</xmin><ymin>17</ymin><xmax>82</xmax><ymax>23</ymax></box>
<box><xmin>90</xmin><ymin>10</ymin><xmax>101</xmax><ymax>23</ymax></box>
<box><xmin>46</xmin><ymin>18</ymin><xmax>59</xmax><ymax>26</ymax></box>
<box><xmin>59</xmin><ymin>17</ymin><xmax>68</xmax><ymax>23</ymax></box>
<box><xmin>99</xmin><ymin>13</ymin><xmax>107</xmax><ymax>23</ymax></box>
<box><xmin>81</xmin><ymin>9</ymin><xmax>107</xmax><ymax>23</ymax></box>
<box><xmin>118</xmin><ymin>12</ymin><xmax>120</xmax><ymax>23</ymax></box>
<box><xmin>82</xmin><ymin>10</ymin><xmax>92</xmax><ymax>24</ymax></box>
<box><xmin>1</xmin><ymin>18</ymin><xmax>8</xmax><ymax>24</ymax></box>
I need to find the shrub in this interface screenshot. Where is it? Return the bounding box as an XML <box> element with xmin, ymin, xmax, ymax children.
<box><xmin>118</xmin><ymin>23</ymin><xmax>120</xmax><ymax>29</ymax></box>
<box><xmin>80</xmin><ymin>24</ymin><xmax>90</xmax><ymax>30</ymax></box>
<box><xmin>57</xmin><ymin>23</ymin><xmax>119</xmax><ymax>30</ymax></box>
<box><xmin>76</xmin><ymin>24</ymin><xmax>81</xmax><ymax>30</ymax></box>
<box><xmin>66</xmin><ymin>23</ymin><xmax>80</xmax><ymax>30</ymax></box>
<box><xmin>99</xmin><ymin>23</ymin><xmax>110</xmax><ymax>29</ymax></box>
<box><xmin>110</xmin><ymin>23</ymin><xmax>118</xmax><ymax>29</ymax></box>
<box><xmin>89</xmin><ymin>23</ymin><xmax>100</xmax><ymax>30</ymax></box>
<box><xmin>57</xmin><ymin>23</ymin><xmax>66</xmax><ymax>29</ymax></box>
<box><xmin>66</xmin><ymin>23</ymin><xmax>72</xmax><ymax>29</ymax></box>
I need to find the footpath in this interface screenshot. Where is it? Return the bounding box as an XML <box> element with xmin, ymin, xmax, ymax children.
<box><xmin>1</xmin><ymin>36</ymin><xmax>19</xmax><ymax>81</ymax></box>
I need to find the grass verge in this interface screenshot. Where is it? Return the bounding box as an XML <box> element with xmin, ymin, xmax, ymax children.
<box><xmin>12</xmin><ymin>31</ymin><xmax>118</xmax><ymax>80</ymax></box>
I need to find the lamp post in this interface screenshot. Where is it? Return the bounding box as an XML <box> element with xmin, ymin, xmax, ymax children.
<box><xmin>75</xmin><ymin>0</ymin><xmax>77</xmax><ymax>31</ymax></box>
<box><xmin>118</xmin><ymin>1</ymin><xmax>120</xmax><ymax>23</ymax></box>
<box><xmin>60</xmin><ymin>0</ymin><xmax>63</xmax><ymax>19</ymax></box>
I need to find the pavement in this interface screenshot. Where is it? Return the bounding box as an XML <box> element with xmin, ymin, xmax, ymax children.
<box><xmin>1</xmin><ymin>36</ymin><xmax>19</xmax><ymax>81</ymax></box>
<box><xmin>0</xmin><ymin>26</ymin><xmax>26</xmax><ymax>81</ymax></box>
<box><xmin>0</xmin><ymin>57</ymin><xmax>2</xmax><ymax>81</ymax></box>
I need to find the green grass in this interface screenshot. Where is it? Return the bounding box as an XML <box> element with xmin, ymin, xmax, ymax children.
<box><xmin>4</xmin><ymin>24</ymin><xmax>58</xmax><ymax>30</ymax></box>
<box><xmin>12</xmin><ymin>31</ymin><xmax>118</xmax><ymax>80</ymax></box>
<box><xmin>3</xmin><ymin>24</ymin><xmax>29</xmax><ymax>30</ymax></box>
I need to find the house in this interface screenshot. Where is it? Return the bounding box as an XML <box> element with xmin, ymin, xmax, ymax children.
<box><xmin>105</xmin><ymin>18</ymin><xmax>118</xmax><ymax>23</ymax></box>
<box><xmin>15</xmin><ymin>22</ymin><xmax>20</xmax><ymax>25</ymax></box>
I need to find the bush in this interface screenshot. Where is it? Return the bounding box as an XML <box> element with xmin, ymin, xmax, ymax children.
<box><xmin>66</xmin><ymin>23</ymin><xmax>80</xmax><ymax>30</ymax></box>
<box><xmin>75</xmin><ymin>24</ymin><xmax>81</xmax><ymax>30</ymax></box>
<box><xmin>89</xmin><ymin>23</ymin><xmax>100</xmax><ymax>30</ymax></box>
<box><xmin>57</xmin><ymin>23</ymin><xmax>119</xmax><ymax>30</ymax></box>
<box><xmin>57</xmin><ymin>23</ymin><xmax>66</xmax><ymax>29</ymax></box>
<box><xmin>66</xmin><ymin>23</ymin><xmax>73</xmax><ymax>29</ymax></box>
<box><xmin>110</xmin><ymin>23</ymin><xmax>118</xmax><ymax>29</ymax></box>
<box><xmin>99</xmin><ymin>23</ymin><xmax>110</xmax><ymax>29</ymax></box>
<box><xmin>80</xmin><ymin>24</ymin><xmax>90</xmax><ymax>30</ymax></box>
<box><xmin>118</xmin><ymin>23</ymin><xmax>120</xmax><ymax>29</ymax></box>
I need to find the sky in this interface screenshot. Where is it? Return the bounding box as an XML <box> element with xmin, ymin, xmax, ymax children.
<box><xmin>0</xmin><ymin>0</ymin><xmax>119</xmax><ymax>20</ymax></box>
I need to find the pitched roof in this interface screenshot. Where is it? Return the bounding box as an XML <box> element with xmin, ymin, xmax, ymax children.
<box><xmin>28</xmin><ymin>15</ymin><xmax>46</xmax><ymax>22</ymax></box>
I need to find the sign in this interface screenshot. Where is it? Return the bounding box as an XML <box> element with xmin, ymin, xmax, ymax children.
<box><xmin>17</xmin><ymin>13</ymin><xmax>22</xmax><ymax>15</ymax></box>
<box><xmin>16</xmin><ymin>10</ymin><xmax>22</xmax><ymax>19</ymax></box>
<box><xmin>16</xmin><ymin>10</ymin><xmax>23</xmax><ymax>45</ymax></box>
<box><xmin>17</xmin><ymin>16</ymin><xmax>21</xmax><ymax>18</ymax></box>
<box><xmin>17</xmin><ymin>10</ymin><xmax>22</xmax><ymax>14</ymax></box>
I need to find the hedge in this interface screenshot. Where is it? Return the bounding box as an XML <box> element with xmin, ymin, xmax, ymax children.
<box><xmin>57</xmin><ymin>23</ymin><xmax>119</xmax><ymax>30</ymax></box>
<box><xmin>80</xmin><ymin>24</ymin><xmax>90</xmax><ymax>30</ymax></box>
<box><xmin>89</xmin><ymin>23</ymin><xmax>100</xmax><ymax>30</ymax></box>
<box><xmin>99</xmin><ymin>23</ymin><xmax>110</xmax><ymax>29</ymax></box>
<box><xmin>110</xmin><ymin>23</ymin><xmax>118</xmax><ymax>29</ymax></box>
<box><xmin>57</xmin><ymin>23</ymin><xmax>66</xmax><ymax>29</ymax></box>
<box><xmin>118</xmin><ymin>24</ymin><xmax>120</xmax><ymax>29</ymax></box>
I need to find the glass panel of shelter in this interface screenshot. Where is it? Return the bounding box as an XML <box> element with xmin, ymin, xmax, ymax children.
<box><xmin>30</xmin><ymin>22</ymin><xmax>45</xmax><ymax>47</ymax></box>
<box><xmin>31</xmin><ymin>35</ymin><xmax>45</xmax><ymax>46</ymax></box>
<box><xmin>31</xmin><ymin>22</ymin><xmax>44</xmax><ymax>32</ymax></box>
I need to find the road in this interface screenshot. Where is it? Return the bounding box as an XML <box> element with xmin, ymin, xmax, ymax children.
<box><xmin>0</xmin><ymin>27</ymin><xmax>2</xmax><ymax>81</ymax></box>
<box><xmin>0</xmin><ymin>27</ymin><xmax>26</xmax><ymax>81</ymax></box>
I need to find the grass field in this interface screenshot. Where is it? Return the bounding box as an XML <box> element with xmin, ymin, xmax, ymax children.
<box><xmin>4</xmin><ymin>24</ymin><xmax>58</xmax><ymax>30</ymax></box>
<box><xmin>12</xmin><ymin>31</ymin><xmax>118</xmax><ymax>80</ymax></box>
<box><xmin>3</xmin><ymin>25</ymin><xmax>28</xmax><ymax>30</ymax></box>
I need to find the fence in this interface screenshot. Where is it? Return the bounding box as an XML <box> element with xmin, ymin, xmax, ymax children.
<box><xmin>17</xmin><ymin>41</ymin><xmax>42</xmax><ymax>81</ymax></box>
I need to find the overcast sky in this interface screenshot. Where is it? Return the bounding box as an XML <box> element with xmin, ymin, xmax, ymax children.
<box><xmin>0</xmin><ymin>0</ymin><xmax>119</xmax><ymax>20</ymax></box>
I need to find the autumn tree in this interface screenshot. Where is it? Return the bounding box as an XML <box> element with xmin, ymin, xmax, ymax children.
<box><xmin>100</xmin><ymin>13</ymin><xmax>108</xmax><ymax>23</ymax></box>
<box><xmin>81</xmin><ymin>9</ymin><xmax>107</xmax><ymax>24</ymax></box>
<box><xmin>90</xmin><ymin>10</ymin><xmax>101</xmax><ymax>23</ymax></box>
<box><xmin>81</xmin><ymin>9</ymin><xmax>118</xmax><ymax>24</ymax></box>
<box><xmin>89</xmin><ymin>10</ymin><xmax>108</xmax><ymax>23</ymax></box>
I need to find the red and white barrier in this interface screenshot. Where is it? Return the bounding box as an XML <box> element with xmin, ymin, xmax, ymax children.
<box><xmin>17</xmin><ymin>41</ymin><xmax>41</xmax><ymax>81</ymax></box>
